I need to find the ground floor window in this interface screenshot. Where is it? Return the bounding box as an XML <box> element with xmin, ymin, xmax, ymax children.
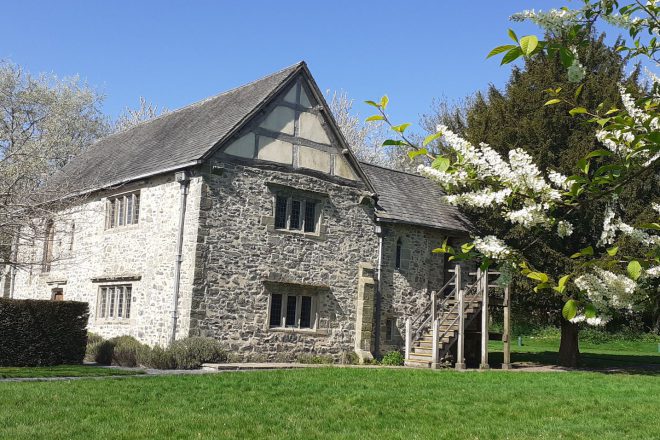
<box><xmin>97</xmin><ymin>285</ymin><xmax>132</xmax><ymax>320</ymax></box>
<box><xmin>269</xmin><ymin>293</ymin><xmax>316</xmax><ymax>329</ymax></box>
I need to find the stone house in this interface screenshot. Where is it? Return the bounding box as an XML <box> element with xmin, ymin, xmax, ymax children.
<box><xmin>3</xmin><ymin>62</ymin><xmax>470</xmax><ymax>362</ymax></box>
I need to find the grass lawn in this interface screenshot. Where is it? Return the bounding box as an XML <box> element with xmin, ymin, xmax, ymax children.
<box><xmin>488</xmin><ymin>335</ymin><xmax>660</xmax><ymax>368</ymax></box>
<box><xmin>1</xmin><ymin>367</ymin><xmax>659</xmax><ymax>439</ymax></box>
<box><xmin>0</xmin><ymin>365</ymin><xmax>144</xmax><ymax>379</ymax></box>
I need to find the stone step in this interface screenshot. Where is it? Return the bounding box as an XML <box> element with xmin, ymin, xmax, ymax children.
<box><xmin>404</xmin><ymin>359</ymin><xmax>431</xmax><ymax>368</ymax></box>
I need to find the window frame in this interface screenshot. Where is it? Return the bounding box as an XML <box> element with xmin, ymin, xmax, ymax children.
<box><xmin>96</xmin><ymin>284</ymin><xmax>133</xmax><ymax>322</ymax></box>
<box><xmin>105</xmin><ymin>192</ymin><xmax>140</xmax><ymax>230</ymax></box>
<box><xmin>268</xmin><ymin>292</ymin><xmax>318</xmax><ymax>330</ymax></box>
<box><xmin>273</xmin><ymin>193</ymin><xmax>320</xmax><ymax>234</ymax></box>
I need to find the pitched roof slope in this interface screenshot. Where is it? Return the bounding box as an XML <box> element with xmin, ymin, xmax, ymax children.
<box><xmin>360</xmin><ymin>162</ymin><xmax>471</xmax><ymax>233</ymax></box>
<box><xmin>50</xmin><ymin>63</ymin><xmax>303</xmax><ymax>193</ymax></box>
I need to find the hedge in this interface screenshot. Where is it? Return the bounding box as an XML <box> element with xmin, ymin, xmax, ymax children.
<box><xmin>0</xmin><ymin>298</ymin><xmax>89</xmax><ymax>366</ymax></box>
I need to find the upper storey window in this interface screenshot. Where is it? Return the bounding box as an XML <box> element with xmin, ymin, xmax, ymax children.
<box><xmin>106</xmin><ymin>192</ymin><xmax>140</xmax><ymax>229</ymax></box>
<box><xmin>274</xmin><ymin>194</ymin><xmax>318</xmax><ymax>234</ymax></box>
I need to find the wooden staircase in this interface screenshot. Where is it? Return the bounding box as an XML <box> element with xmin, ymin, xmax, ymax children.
<box><xmin>403</xmin><ymin>265</ymin><xmax>485</xmax><ymax>369</ymax></box>
<box><xmin>404</xmin><ymin>297</ymin><xmax>481</xmax><ymax>368</ymax></box>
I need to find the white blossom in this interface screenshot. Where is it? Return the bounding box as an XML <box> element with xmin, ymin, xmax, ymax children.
<box><xmin>557</xmin><ymin>220</ymin><xmax>574</xmax><ymax>238</ymax></box>
<box><xmin>473</xmin><ymin>235</ymin><xmax>512</xmax><ymax>260</ymax></box>
<box><xmin>575</xmin><ymin>268</ymin><xmax>638</xmax><ymax>310</ymax></box>
<box><xmin>504</xmin><ymin>204</ymin><xmax>549</xmax><ymax>228</ymax></box>
<box><xmin>547</xmin><ymin>170</ymin><xmax>570</xmax><ymax>190</ymax></box>
<box><xmin>645</xmin><ymin>266</ymin><xmax>660</xmax><ymax>278</ymax></box>
<box><xmin>598</xmin><ymin>207</ymin><xmax>617</xmax><ymax>246</ymax></box>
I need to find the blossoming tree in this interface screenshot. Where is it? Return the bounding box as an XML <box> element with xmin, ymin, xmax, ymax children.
<box><xmin>368</xmin><ymin>0</ymin><xmax>659</xmax><ymax>366</ymax></box>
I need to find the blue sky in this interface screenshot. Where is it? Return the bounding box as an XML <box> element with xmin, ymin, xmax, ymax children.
<box><xmin>4</xmin><ymin>1</ymin><xmax>620</xmax><ymax>129</ymax></box>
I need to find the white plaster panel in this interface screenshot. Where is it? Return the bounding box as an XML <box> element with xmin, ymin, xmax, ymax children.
<box><xmin>225</xmin><ymin>133</ymin><xmax>255</xmax><ymax>158</ymax></box>
<box><xmin>298</xmin><ymin>145</ymin><xmax>331</xmax><ymax>173</ymax></box>
<box><xmin>259</xmin><ymin>106</ymin><xmax>295</xmax><ymax>135</ymax></box>
<box><xmin>298</xmin><ymin>112</ymin><xmax>330</xmax><ymax>145</ymax></box>
<box><xmin>257</xmin><ymin>136</ymin><xmax>293</xmax><ymax>164</ymax></box>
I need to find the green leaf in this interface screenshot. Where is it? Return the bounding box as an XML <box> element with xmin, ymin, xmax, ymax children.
<box><xmin>639</xmin><ymin>222</ymin><xmax>660</xmax><ymax>230</ymax></box>
<box><xmin>544</xmin><ymin>99</ymin><xmax>562</xmax><ymax>106</ymax></box>
<box><xmin>364</xmin><ymin>100</ymin><xmax>380</xmax><ymax>108</ymax></box>
<box><xmin>607</xmin><ymin>246</ymin><xmax>619</xmax><ymax>256</ymax></box>
<box><xmin>533</xmin><ymin>282</ymin><xmax>552</xmax><ymax>292</ymax></box>
<box><xmin>569</xmin><ymin>107</ymin><xmax>588</xmax><ymax>116</ymax></box>
<box><xmin>627</xmin><ymin>260</ymin><xmax>642</xmax><ymax>281</ymax></box>
<box><xmin>584</xmin><ymin>303</ymin><xmax>597</xmax><ymax>319</ymax></box>
<box><xmin>527</xmin><ymin>271</ymin><xmax>549</xmax><ymax>283</ymax></box>
<box><xmin>487</xmin><ymin>44</ymin><xmax>517</xmax><ymax>58</ymax></box>
<box><xmin>365</xmin><ymin>115</ymin><xmax>384</xmax><ymax>122</ymax></box>
<box><xmin>553</xmin><ymin>274</ymin><xmax>570</xmax><ymax>293</ymax></box>
<box><xmin>508</xmin><ymin>28</ymin><xmax>518</xmax><ymax>43</ymax></box>
<box><xmin>519</xmin><ymin>35</ymin><xmax>539</xmax><ymax>56</ymax></box>
<box><xmin>461</xmin><ymin>242</ymin><xmax>474</xmax><ymax>253</ymax></box>
<box><xmin>570</xmin><ymin>246</ymin><xmax>594</xmax><ymax>259</ymax></box>
<box><xmin>574</xmin><ymin>84</ymin><xmax>584</xmax><ymax>100</ymax></box>
<box><xmin>382</xmin><ymin>139</ymin><xmax>406</xmax><ymax>146</ymax></box>
<box><xmin>559</xmin><ymin>47</ymin><xmax>574</xmax><ymax>67</ymax></box>
<box><xmin>585</xmin><ymin>149</ymin><xmax>613</xmax><ymax>159</ymax></box>
<box><xmin>431</xmin><ymin>156</ymin><xmax>450</xmax><ymax>172</ymax></box>
<box><xmin>407</xmin><ymin>148</ymin><xmax>427</xmax><ymax>160</ymax></box>
<box><xmin>391</xmin><ymin>123</ymin><xmax>411</xmax><ymax>133</ymax></box>
<box><xmin>605</xmin><ymin>108</ymin><xmax>619</xmax><ymax>115</ymax></box>
<box><xmin>423</xmin><ymin>132</ymin><xmax>443</xmax><ymax>146</ymax></box>
<box><xmin>562</xmin><ymin>300</ymin><xmax>578</xmax><ymax>321</ymax></box>
<box><xmin>501</xmin><ymin>46</ymin><xmax>523</xmax><ymax>65</ymax></box>
<box><xmin>576</xmin><ymin>158</ymin><xmax>590</xmax><ymax>175</ymax></box>
<box><xmin>380</xmin><ymin>95</ymin><xmax>389</xmax><ymax>110</ymax></box>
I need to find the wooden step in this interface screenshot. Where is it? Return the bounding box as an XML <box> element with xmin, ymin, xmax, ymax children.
<box><xmin>408</xmin><ymin>352</ymin><xmax>432</xmax><ymax>361</ymax></box>
<box><xmin>412</xmin><ymin>346</ymin><xmax>433</xmax><ymax>355</ymax></box>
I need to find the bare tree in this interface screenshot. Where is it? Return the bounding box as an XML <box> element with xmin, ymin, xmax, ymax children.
<box><xmin>114</xmin><ymin>97</ymin><xmax>168</xmax><ymax>132</ymax></box>
<box><xmin>327</xmin><ymin>90</ymin><xmax>408</xmax><ymax>169</ymax></box>
<box><xmin>0</xmin><ymin>61</ymin><xmax>107</xmax><ymax>275</ymax></box>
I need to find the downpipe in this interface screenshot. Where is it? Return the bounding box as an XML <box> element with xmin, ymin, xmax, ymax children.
<box><xmin>171</xmin><ymin>170</ymin><xmax>190</xmax><ymax>346</ymax></box>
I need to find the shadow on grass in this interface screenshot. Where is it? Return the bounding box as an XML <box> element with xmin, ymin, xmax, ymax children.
<box><xmin>488</xmin><ymin>350</ymin><xmax>660</xmax><ymax>375</ymax></box>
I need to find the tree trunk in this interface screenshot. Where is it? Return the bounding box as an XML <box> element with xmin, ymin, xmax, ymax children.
<box><xmin>558</xmin><ymin>319</ymin><xmax>580</xmax><ymax>367</ymax></box>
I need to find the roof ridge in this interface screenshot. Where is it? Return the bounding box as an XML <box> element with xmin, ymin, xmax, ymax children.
<box><xmin>106</xmin><ymin>61</ymin><xmax>305</xmax><ymax>139</ymax></box>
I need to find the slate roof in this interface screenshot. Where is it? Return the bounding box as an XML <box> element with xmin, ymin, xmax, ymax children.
<box><xmin>360</xmin><ymin>162</ymin><xmax>471</xmax><ymax>234</ymax></box>
<box><xmin>49</xmin><ymin>62</ymin><xmax>305</xmax><ymax>193</ymax></box>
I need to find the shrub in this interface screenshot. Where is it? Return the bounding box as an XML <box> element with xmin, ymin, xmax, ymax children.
<box><xmin>341</xmin><ymin>351</ymin><xmax>360</xmax><ymax>365</ymax></box>
<box><xmin>168</xmin><ymin>337</ymin><xmax>227</xmax><ymax>369</ymax></box>
<box><xmin>93</xmin><ymin>340</ymin><xmax>115</xmax><ymax>365</ymax></box>
<box><xmin>381</xmin><ymin>351</ymin><xmax>405</xmax><ymax>366</ymax></box>
<box><xmin>87</xmin><ymin>332</ymin><xmax>104</xmax><ymax>345</ymax></box>
<box><xmin>110</xmin><ymin>336</ymin><xmax>150</xmax><ymax>367</ymax></box>
<box><xmin>84</xmin><ymin>332</ymin><xmax>106</xmax><ymax>362</ymax></box>
<box><xmin>135</xmin><ymin>345</ymin><xmax>174</xmax><ymax>369</ymax></box>
<box><xmin>0</xmin><ymin>298</ymin><xmax>89</xmax><ymax>366</ymax></box>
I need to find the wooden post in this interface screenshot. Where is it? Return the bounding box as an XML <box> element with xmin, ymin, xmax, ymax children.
<box><xmin>431</xmin><ymin>290</ymin><xmax>437</xmax><ymax>324</ymax></box>
<box><xmin>455</xmin><ymin>264</ymin><xmax>465</xmax><ymax>370</ymax></box>
<box><xmin>502</xmin><ymin>284</ymin><xmax>512</xmax><ymax>370</ymax></box>
<box><xmin>405</xmin><ymin>317</ymin><xmax>411</xmax><ymax>361</ymax></box>
<box><xmin>431</xmin><ymin>318</ymin><xmax>439</xmax><ymax>369</ymax></box>
<box><xmin>480</xmin><ymin>268</ymin><xmax>490</xmax><ymax>370</ymax></box>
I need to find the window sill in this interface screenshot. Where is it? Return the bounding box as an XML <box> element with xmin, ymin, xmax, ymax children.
<box><xmin>95</xmin><ymin>319</ymin><xmax>133</xmax><ymax>325</ymax></box>
<box><xmin>103</xmin><ymin>224</ymin><xmax>140</xmax><ymax>234</ymax></box>
<box><xmin>267</xmin><ymin>225</ymin><xmax>326</xmax><ymax>241</ymax></box>
<box><xmin>267</xmin><ymin>327</ymin><xmax>329</xmax><ymax>336</ymax></box>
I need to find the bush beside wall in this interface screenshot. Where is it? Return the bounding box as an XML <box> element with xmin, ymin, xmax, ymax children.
<box><xmin>0</xmin><ymin>298</ymin><xmax>89</xmax><ymax>366</ymax></box>
<box><xmin>84</xmin><ymin>335</ymin><xmax>227</xmax><ymax>370</ymax></box>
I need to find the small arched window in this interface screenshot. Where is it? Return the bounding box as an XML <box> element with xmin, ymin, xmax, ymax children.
<box><xmin>395</xmin><ymin>238</ymin><xmax>402</xmax><ymax>270</ymax></box>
